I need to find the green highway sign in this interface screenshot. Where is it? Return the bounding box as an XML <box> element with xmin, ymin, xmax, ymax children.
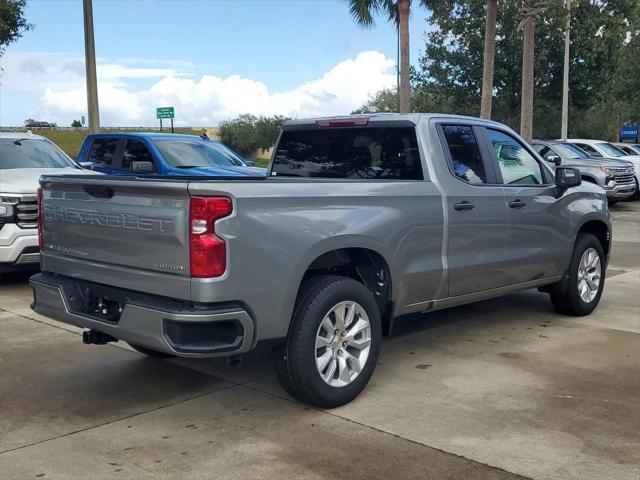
<box><xmin>156</xmin><ymin>107</ymin><xmax>175</xmax><ymax>119</ymax></box>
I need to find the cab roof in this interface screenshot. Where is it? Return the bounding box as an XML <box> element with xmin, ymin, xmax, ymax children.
<box><xmin>86</xmin><ymin>132</ymin><xmax>206</xmax><ymax>140</ymax></box>
<box><xmin>282</xmin><ymin>113</ymin><xmax>506</xmax><ymax>129</ymax></box>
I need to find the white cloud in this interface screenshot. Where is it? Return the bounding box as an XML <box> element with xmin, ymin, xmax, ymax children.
<box><xmin>1</xmin><ymin>51</ymin><xmax>192</xmax><ymax>94</ymax></box>
<box><xmin>1</xmin><ymin>50</ymin><xmax>395</xmax><ymax>126</ymax></box>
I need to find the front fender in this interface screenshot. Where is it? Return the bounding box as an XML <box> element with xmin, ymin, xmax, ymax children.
<box><xmin>566</xmin><ymin>186</ymin><xmax>611</xmax><ymax>255</ymax></box>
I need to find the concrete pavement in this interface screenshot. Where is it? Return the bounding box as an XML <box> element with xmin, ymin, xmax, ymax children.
<box><xmin>1</xmin><ymin>201</ymin><xmax>638</xmax><ymax>480</ymax></box>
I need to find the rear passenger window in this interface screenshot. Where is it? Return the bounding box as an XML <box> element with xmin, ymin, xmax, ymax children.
<box><xmin>441</xmin><ymin>125</ymin><xmax>487</xmax><ymax>184</ymax></box>
<box><xmin>272</xmin><ymin>127</ymin><xmax>423</xmax><ymax>180</ymax></box>
<box><xmin>122</xmin><ymin>140</ymin><xmax>153</xmax><ymax>170</ymax></box>
<box><xmin>88</xmin><ymin>139</ymin><xmax>119</xmax><ymax>167</ymax></box>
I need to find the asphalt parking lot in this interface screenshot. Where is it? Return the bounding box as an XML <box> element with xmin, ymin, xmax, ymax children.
<box><xmin>1</xmin><ymin>201</ymin><xmax>638</xmax><ymax>480</ymax></box>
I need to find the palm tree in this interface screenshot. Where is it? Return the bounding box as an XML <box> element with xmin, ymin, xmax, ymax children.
<box><xmin>347</xmin><ymin>0</ymin><xmax>412</xmax><ymax>113</ymax></box>
<box><xmin>519</xmin><ymin>0</ymin><xmax>546</xmax><ymax>142</ymax></box>
<box><xmin>480</xmin><ymin>0</ymin><xmax>498</xmax><ymax>119</ymax></box>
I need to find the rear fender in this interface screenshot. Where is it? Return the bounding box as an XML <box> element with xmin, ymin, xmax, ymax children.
<box><xmin>282</xmin><ymin>235</ymin><xmax>396</xmax><ymax>332</ymax></box>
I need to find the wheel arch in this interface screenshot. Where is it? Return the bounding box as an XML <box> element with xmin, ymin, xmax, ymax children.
<box><xmin>580</xmin><ymin>174</ymin><xmax>599</xmax><ymax>184</ymax></box>
<box><xmin>541</xmin><ymin>217</ymin><xmax>610</xmax><ymax>297</ymax></box>
<box><xmin>577</xmin><ymin>219</ymin><xmax>611</xmax><ymax>257</ymax></box>
<box><xmin>287</xmin><ymin>239</ymin><xmax>395</xmax><ymax>336</ymax></box>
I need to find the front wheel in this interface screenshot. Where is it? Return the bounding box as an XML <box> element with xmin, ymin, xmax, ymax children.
<box><xmin>274</xmin><ymin>275</ymin><xmax>381</xmax><ymax>408</ymax></box>
<box><xmin>550</xmin><ymin>233</ymin><xmax>606</xmax><ymax>316</ymax></box>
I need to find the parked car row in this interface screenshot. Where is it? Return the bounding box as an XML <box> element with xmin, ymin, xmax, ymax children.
<box><xmin>532</xmin><ymin>138</ymin><xmax>639</xmax><ymax>201</ymax></box>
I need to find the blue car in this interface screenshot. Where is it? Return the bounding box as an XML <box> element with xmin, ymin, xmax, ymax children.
<box><xmin>77</xmin><ymin>133</ymin><xmax>267</xmax><ymax>176</ymax></box>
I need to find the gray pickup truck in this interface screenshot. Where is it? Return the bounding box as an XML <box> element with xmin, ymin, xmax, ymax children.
<box><xmin>31</xmin><ymin>114</ymin><xmax>611</xmax><ymax>407</ymax></box>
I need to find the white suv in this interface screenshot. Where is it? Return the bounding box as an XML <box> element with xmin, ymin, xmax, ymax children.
<box><xmin>564</xmin><ymin>139</ymin><xmax>640</xmax><ymax>198</ymax></box>
<box><xmin>0</xmin><ymin>132</ymin><xmax>90</xmax><ymax>272</ymax></box>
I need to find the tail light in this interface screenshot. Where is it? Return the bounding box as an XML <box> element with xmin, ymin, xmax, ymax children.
<box><xmin>37</xmin><ymin>187</ymin><xmax>44</xmax><ymax>251</ymax></box>
<box><xmin>189</xmin><ymin>196</ymin><xmax>233</xmax><ymax>278</ymax></box>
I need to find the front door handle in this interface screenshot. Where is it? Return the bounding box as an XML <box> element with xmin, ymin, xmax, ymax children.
<box><xmin>509</xmin><ymin>199</ymin><xmax>527</xmax><ymax>209</ymax></box>
<box><xmin>454</xmin><ymin>201</ymin><xmax>475</xmax><ymax>211</ymax></box>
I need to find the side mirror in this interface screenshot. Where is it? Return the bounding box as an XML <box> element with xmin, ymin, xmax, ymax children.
<box><xmin>78</xmin><ymin>161</ymin><xmax>94</xmax><ymax>169</ymax></box>
<box><xmin>243</xmin><ymin>160</ymin><xmax>256</xmax><ymax>167</ymax></box>
<box><xmin>131</xmin><ymin>161</ymin><xmax>155</xmax><ymax>173</ymax></box>
<box><xmin>546</xmin><ymin>155</ymin><xmax>562</xmax><ymax>166</ymax></box>
<box><xmin>555</xmin><ymin>167</ymin><xmax>581</xmax><ymax>189</ymax></box>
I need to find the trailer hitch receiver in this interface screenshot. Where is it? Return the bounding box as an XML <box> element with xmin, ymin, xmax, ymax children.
<box><xmin>82</xmin><ymin>330</ymin><xmax>118</xmax><ymax>345</ymax></box>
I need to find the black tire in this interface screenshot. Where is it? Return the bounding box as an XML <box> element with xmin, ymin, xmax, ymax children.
<box><xmin>550</xmin><ymin>233</ymin><xmax>606</xmax><ymax>316</ymax></box>
<box><xmin>128</xmin><ymin>343</ymin><xmax>175</xmax><ymax>358</ymax></box>
<box><xmin>274</xmin><ymin>275</ymin><xmax>381</xmax><ymax>408</ymax></box>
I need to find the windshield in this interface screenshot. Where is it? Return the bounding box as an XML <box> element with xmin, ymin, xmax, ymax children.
<box><xmin>153</xmin><ymin>139</ymin><xmax>245</xmax><ymax>168</ymax></box>
<box><xmin>0</xmin><ymin>138</ymin><xmax>75</xmax><ymax>170</ymax></box>
<box><xmin>552</xmin><ymin>143</ymin><xmax>589</xmax><ymax>159</ymax></box>
<box><xmin>619</xmin><ymin>144</ymin><xmax>640</xmax><ymax>155</ymax></box>
<box><xmin>597</xmin><ymin>143</ymin><xmax>626</xmax><ymax>157</ymax></box>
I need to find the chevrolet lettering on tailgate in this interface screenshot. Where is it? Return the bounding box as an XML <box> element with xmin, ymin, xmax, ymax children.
<box><xmin>44</xmin><ymin>205</ymin><xmax>174</xmax><ymax>233</ymax></box>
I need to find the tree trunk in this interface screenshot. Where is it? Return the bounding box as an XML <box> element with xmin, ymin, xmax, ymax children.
<box><xmin>83</xmin><ymin>0</ymin><xmax>100</xmax><ymax>134</ymax></box>
<box><xmin>560</xmin><ymin>0</ymin><xmax>570</xmax><ymax>139</ymax></box>
<box><xmin>520</xmin><ymin>12</ymin><xmax>535</xmax><ymax>142</ymax></box>
<box><xmin>398</xmin><ymin>0</ymin><xmax>410</xmax><ymax>113</ymax></box>
<box><xmin>480</xmin><ymin>0</ymin><xmax>497</xmax><ymax>119</ymax></box>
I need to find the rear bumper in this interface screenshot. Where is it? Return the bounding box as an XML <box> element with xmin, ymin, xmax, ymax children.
<box><xmin>30</xmin><ymin>273</ymin><xmax>255</xmax><ymax>358</ymax></box>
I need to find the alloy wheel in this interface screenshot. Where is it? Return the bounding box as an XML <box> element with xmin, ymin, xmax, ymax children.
<box><xmin>314</xmin><ymin>301</ymin><xmax>372</xmax><ymax>388</ymax></box>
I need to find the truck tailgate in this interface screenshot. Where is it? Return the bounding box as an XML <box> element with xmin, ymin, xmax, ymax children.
<box><xmin>40</xmin><ymin>176</ymin><xmax>192</xmax><ymax>299</ymax></box>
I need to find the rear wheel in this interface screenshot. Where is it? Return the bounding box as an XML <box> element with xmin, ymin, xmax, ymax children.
<box><xmin>128</xmin><ymin>343</ymin><xmax>175</xmax><ymax>358</ymax></box>
<box><xmin>274</xmin><ymin>275</ymin><xmax>381</xmax><ymax>408</ymax></box>
<box><xmin>550</xmin><ymin>233</ymin><xmax>605</xmax><ymax>316</ymax></box>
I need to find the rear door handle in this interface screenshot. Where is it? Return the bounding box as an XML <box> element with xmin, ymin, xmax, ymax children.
<box><xmin>454</xmin><ymin>201</ymin><xmax>475</xmax><ymax>211</ymax></box>
<box><xmin>509</xmin><ymin>200</ymin><xmax>527</xmax><ymax>209</ymax></box>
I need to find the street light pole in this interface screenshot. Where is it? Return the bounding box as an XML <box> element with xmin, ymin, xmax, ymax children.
<box><xmin>560</xmin><ymin>0</ymin><xmax>570</xmax><ymax>140</ymax></box>
<box><xmin>83</xmin><ymin>0</ymin><xmax>100</xmax><ymax>134</ymax></box>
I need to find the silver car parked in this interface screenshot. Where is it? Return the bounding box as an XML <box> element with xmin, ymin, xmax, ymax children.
<box><xmin>532</xmin><ymin>140</ymin><xmax>636</xmax><ymax>201</ymax></box>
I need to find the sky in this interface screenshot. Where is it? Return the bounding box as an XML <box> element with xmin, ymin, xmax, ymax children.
<box><xmin>0</xmin><ymin>0</ymin><xmax>431</xmax><ymax>127</ymax></box>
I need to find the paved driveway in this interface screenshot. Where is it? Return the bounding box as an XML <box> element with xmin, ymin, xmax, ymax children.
<box><xmin>1</xmin><ymin>202</ymin><xmax>638</xmax><ymax>480</ymax></box>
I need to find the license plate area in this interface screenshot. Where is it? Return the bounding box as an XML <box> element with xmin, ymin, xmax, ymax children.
<box><xmin>87</xmin><ymin>295</ymin><xmax>123</xmax><ymax>323</ymax></box>
<box><xmin>60</xmin><ymin>281</ymin><xmax>127</xmax><ymax>324</ymax></box>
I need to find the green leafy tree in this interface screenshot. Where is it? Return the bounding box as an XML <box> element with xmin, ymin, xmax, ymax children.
<box><xmin>352</xmin><ymin>88</ymin><xmax>400</xmax><ymax>113</ymax></box>
<box><xmin>71</xmin><ymin>119</ymin><xmax>82</xmax><ymax>128</ymax></box>
<box><xmin>399</xmin><ymin>0</ymin><xmax>636</xmax><ymax>139</ymax></box>
<box><xmin>219</xmin><ymin>114</ymin><xmax>259</xmax><ymax>155</ymax></box>
<box><xmin>219</xmin><ymin>114</ymin><xmax>288</xmax><ymax>156</ymax></box>
<box><xmin>255</xmin><ymin>115</ymin><xmax>288</xmax><ymax>150</ymax></box>
<box><xmin>0</xmin><ymin>0</ymin><xmax>33</xmax><ymax>57</ymax></box>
